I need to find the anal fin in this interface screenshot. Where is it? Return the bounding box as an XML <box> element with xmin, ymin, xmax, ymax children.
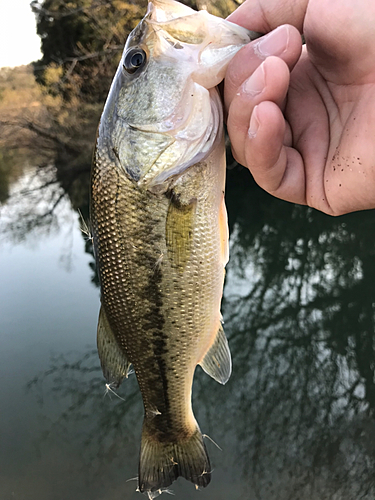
<box><xmin>199</xmin><ymin>323</ymin><xmax>231</xmax><ymax>385</ymax></box>
<box><xmin>97</xmin><ymin>305</ymin><xmax>131</xmax><ymax>388</ymax></box>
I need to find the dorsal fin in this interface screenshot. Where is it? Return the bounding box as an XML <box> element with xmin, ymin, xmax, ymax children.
<box><xmin>199</xmin><ymin>323</ymin><xmax>231</xmax><ymax>385</ymax></box>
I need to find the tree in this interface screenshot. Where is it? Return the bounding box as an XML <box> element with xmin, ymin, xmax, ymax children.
<box><xmin>32</xmin><ymin>0</ymin><xmax>147</xmax><ymax>102</ymax></box>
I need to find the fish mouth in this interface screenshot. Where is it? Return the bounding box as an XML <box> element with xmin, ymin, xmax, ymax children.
<box><xmin>144</xmin><ymin>1</ymin><xmax>259</xmax><ymax>89</ymax></box>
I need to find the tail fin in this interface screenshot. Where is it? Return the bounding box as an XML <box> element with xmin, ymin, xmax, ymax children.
<box><xmin>138</xmin><ymin>422</ymin><xmax>211</xmax><ymax>496</ymax></box>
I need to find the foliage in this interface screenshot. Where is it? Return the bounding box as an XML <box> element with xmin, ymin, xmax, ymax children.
<box><xmin>32</xmin><ymin>0</ymin><xmax>146</xmax><ymax>102</ymax></box>
<box><xmin>0</xmin><ymin>65</ymin><xmax>41</xmax><ymax>108</ymax></box>
<box><xmin>0</xmin><ymin>65</ymin><xmax>99</xmax><ymax>207</ymax></box>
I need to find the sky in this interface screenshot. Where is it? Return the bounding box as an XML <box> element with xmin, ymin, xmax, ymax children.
<box><xmin>0</xmin><ymin>0</ymin><xmax>42</xmax><ymax>68</ymax></box>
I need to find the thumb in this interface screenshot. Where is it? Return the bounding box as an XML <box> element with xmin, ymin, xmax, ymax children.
<box><xmin>227</xmin><ymin>0</ymin><xmax>308</xmax><ymax>33</ymax></box>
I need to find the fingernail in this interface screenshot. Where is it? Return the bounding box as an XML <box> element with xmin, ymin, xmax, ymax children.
<box><xmin>243</xmin><ymin>62</ymin><xmax>265</xmax><ymax>96</ymax></box>
<box><xmin>256</xmin><ymin>25</ymin><xmax>289</xmax><ymax>57</ymax></box>
<box><xmin>248</xmin><ymin>105</ymin><xmax>260</xmax><ymax>138</ymax></box>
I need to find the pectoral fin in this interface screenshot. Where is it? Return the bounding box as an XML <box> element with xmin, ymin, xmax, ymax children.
<box><xmin>97</xmin><ymin>305</ymin><xmax>131</xmax><ymax>388</ymax></box>
<box><xmin>199</xmin><ymin>323</ymin><xmax>231</xmax><ymax>385</ymax></box>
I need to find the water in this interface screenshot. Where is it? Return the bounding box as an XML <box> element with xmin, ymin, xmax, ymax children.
<box><xmin>1</xmin><ymin>158</ymin><xmax>375</xmax><ymax>500</ymax></box>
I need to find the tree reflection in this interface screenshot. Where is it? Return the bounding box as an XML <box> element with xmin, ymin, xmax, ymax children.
<box><xmin>220</xmin><ymin>162</ymin><xmax>375</xmax><ymax>499</ymax></box>
<box><xmin>0</xmin><ymin>164</ymin><xmax>65</xmax><ymax>241</ymax></box>
<box><xmin>26</xmin><ymin>159</ymin><xmax>375</xmax><ymax>499</ymax></box>
<box><xmin>27</xmin><ymin>349</ymin><xmax>143</xmax><ymax>478</ymax></box>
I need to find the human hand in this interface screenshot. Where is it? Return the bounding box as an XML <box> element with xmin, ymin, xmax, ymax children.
<box><xmin>225</xmin><ymin>0</ymin><xmax>375</xmax><ymax>215</ymax></box>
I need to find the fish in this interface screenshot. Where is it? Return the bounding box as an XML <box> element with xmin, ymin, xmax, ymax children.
<box><xmin>90</xmin><ymin>0</ymin><xmax>261</xmax><ymax>497</ymax></box>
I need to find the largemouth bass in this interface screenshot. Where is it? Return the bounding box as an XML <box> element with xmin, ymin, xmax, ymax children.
<box><xmin>90</xmin><ymin>0</ymin><xmax>260</xmax><ymax>496</ymax></box>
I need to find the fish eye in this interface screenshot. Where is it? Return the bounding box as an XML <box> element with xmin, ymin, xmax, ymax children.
<box><xmin>123</xmin><ymin>48</ymin><xmax>147</xmax><ymax>74</ymax></box>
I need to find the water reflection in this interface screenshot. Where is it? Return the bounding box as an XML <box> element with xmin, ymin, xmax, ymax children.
<box><xmin>224</xmin><ymin>163</ymin><xmax>375</xmax><ymax>499</ymax></box>
<box><xmin>0</xmin><ymin>147</ymin><xmax>27</xmax><ymax>203</ymax></box>
<box><xmin>15</xmin><ymin>155</ymin><xmax>375</xmax><ymax>498</ymax></box>
<box><xmin>0</xmin><ymin>165</ymin><xmax>65</xmax><ymax>241</ymax></box>
<box><xmin>0</xmin><ymin>158</ymin><xmax>98</xmax><ymax>283</ymax></box>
